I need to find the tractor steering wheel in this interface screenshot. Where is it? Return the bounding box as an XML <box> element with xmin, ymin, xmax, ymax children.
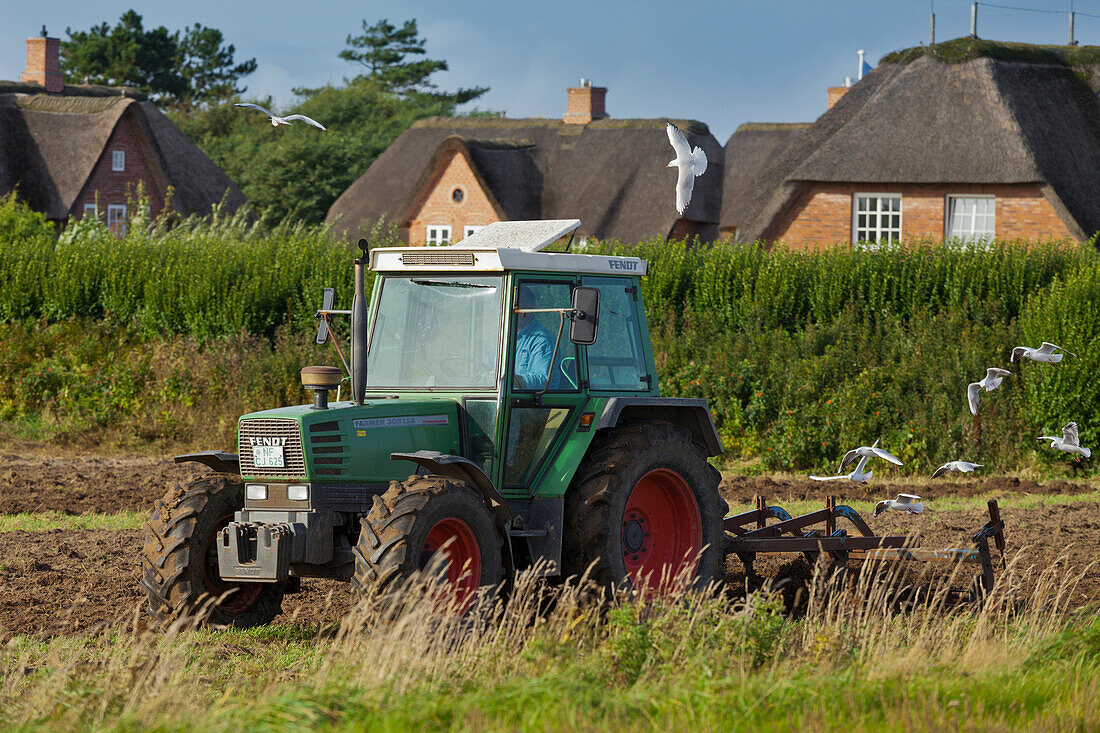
<box><xmin>440</xmin><ymin>355</ymin><xmax>493</xmax><ymax>383</ymax></box>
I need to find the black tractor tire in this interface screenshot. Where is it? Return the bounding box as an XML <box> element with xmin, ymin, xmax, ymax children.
<box><xmin>351</xmin><ymin>475</ymin><xmax>504</xmax><ymax>611</ymax></box>
<box><xmin>562</xmin><ymin>421</ymin><xmax>728</xmax><ymax>594</ymax></box>
<box><xmin>141</xmin><ymin>474</ymin><xmax>286</xmax><ymax>627</ymax></box>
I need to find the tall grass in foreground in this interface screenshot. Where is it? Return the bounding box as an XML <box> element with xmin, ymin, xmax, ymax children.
<box><xmin>1</xmin><ymin>557</ymin><xmax>1096</xmax><ymax>731</ymax></box>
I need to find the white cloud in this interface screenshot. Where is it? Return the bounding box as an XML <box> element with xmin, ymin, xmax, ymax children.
<box><xmin>245</xmin><ymin>63</ymin><xmax>296</xmax><ymax>109</ymax></box>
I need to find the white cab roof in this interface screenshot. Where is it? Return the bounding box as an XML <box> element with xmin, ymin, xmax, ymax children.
<box><xmin>369</xmin><ymin>219</ymin><xmax>648</xmax><ymax>276</ymax></box>
<box><xmin>459</xmin><ymin>219</ymin><xmax>581</xmax><ymax>251</ymax></box>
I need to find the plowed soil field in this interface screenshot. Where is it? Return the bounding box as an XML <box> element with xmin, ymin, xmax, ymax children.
<box><xmin>0</xmin><ymin>453</ymin><xmax>1097</xmax><ymax>638</ymax></box>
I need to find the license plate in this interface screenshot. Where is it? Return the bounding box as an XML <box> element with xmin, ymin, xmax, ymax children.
<box><xmin>252</xmin><ymin>445</ymin><xmax>284</xmax><ymax>468</ymax></box>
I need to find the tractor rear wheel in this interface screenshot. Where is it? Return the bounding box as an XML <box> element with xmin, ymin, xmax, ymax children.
<box><xmin>563</xmin><ymin>421</ymin><xmax>727</xmax><ymax>594</ymax></box>
<box><xmin>352</xmin><ymin>475</ymin><xmax>504</xmax><ymax>613</ymax></box>
<box><xmin>141</xmin><ymin>474</ymin><xmax>286</xmax><ymax>627</ymax></box>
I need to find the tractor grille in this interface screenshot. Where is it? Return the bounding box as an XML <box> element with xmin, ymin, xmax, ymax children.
<box><xmin>238</xmin><ymin>419</ymin><xmax>306</xmax><ymax>477</ymax></box>
<box><xmin>400</xmin><ymin>250</ymin><xmax>475</xmax><ymax>266</ymax></box>
<box><xmin>309</xmin><ymin>420</ymin><xmax>348</xmax><ymax>476</ymax></box>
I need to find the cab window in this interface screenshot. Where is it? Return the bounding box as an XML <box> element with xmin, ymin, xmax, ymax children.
<box><xmin>512</xmin><ymin>281</ymin><xmax>579</xmax><ymax>392</ymax></box>
<box><xmin>582</xmin><ymin>276</ymin><xmax>648</xmax><ymax>391</ymax></box>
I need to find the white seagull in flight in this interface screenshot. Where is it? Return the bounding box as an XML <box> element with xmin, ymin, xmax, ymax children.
<box><xmin>234</xmin><ymin>103</ymin><xmax>327</xmax><ymax>131</ymax></box>
<box><xmin>967</xmin><ymin>367</ymin><xmax>1011</xmax><ymax>416</ymax></box>
<box><xmin>931</xmin><ymin>460</ymin><xmax>983</xmax><ymax>478</ymax></box>
<box><xmin>1038</xmin><ymin>421</ymin><xmax>1091</xmax><ymax>462</ymax></box>
<box><xmin>810</xmin><ymin>453</ymin><xmax>873</xmax><ymax>483</ymax></box>
<box><xmin>874</xmin><ymin>494</ymin><xmax>924</xmax><ymax>517</ymax></box>
<box><xmin>666</xmin><ymin>122</ymin><xmax>707</xmax><ymax>215</ymax></box>
<box><xmin>1011</xmin><ymin>342</ymin><xmax>1076</xmax><ymax>364</ymax></box>
<box><xmin>838</xmin><ymin>438</ymin><xmax>903</xmax><ymax>472</ymax></box>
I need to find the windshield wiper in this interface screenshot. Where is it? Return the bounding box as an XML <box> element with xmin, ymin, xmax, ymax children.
<box><xmin>410</xmin><ymin>279</ymin><xmax>494</xmax><ymax>289</ymax></box>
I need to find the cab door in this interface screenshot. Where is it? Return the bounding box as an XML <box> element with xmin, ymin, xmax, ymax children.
<box><xmin>497</xmin><ymin>276</ymin><xmax>588</xmax><ymax>498</ymax></box>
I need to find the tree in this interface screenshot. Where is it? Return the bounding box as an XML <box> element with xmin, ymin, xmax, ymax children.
<box><xmin>61</xmin><ymin>10</ymin><xmax>255</xmax><ymax>110</ymax></box>
<box><xmin>175</xmin><ymin>24</ymin><xmax>258</xmax><ymax>112</ymax></box>
<box><xmin>339</xmin><ymin>18</ymin><xmax>487</xmax><ymax>104</ymax></box>
<box><xmin>63</xmin><ymin>11</ymin><xmax>183</xmax><ymax>101</ymax></box>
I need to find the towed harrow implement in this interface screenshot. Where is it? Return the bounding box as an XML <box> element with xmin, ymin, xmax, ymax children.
<box><xmin>724</xmin><ymin>496</ymin><xmax>1006</xmax><ymax>596</ymax></box>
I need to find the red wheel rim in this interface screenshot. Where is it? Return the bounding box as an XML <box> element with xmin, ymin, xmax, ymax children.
<box><xmin>420</xmin><ymin>517</ymin><xmax>482</xmax><ymax>612</ymax></box>
<box><xmin>621</xmin><ymin>468</ymin><xmax>702</xmax><ymax>591</ymax></box>
<box><xmin>203</xmin><ymin>516</ymin><xmax>264</xmax><ymax>615</ymax></box>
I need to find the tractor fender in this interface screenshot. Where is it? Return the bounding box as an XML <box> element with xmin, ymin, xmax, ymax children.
<box><xmin>174</xmin><ymin>450</ymin><xmax>240</xmax><ymax>474</ymax></box>
<box><xmin>595</xmin><ymin>397</ymin><xmax>724</xmax><ymax>456</ymax></box>
<box><xmin>390</xmin><ymin>451</ymin><xmax>513</xmax><ymax>526</ymax></box>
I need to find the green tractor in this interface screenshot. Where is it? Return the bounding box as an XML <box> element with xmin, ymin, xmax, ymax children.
<box><xmin>141</xmin><ymin>219</ymin><xmax>727</xmax><ymax>625</ymax></box>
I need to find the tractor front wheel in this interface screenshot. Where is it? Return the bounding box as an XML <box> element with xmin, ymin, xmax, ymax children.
<box><xmin>563</xmin><ymin>422</ymin><xmax>727</xmax><ymax>594</ymax></box>
<box><xmin>141</xmin><ymin>474</ymin><xmax>286</xmax><ymax>627</ymax></box>
<box><xmin>351</xmin><ymin>475</ymin><xmax>504</xmax><ymax>613</ymax></box>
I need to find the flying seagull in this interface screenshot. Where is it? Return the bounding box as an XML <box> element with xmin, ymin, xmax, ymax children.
<box><xmin>1010</xmin><ymin>342</ymin><xmax>1076</xmax><ymax>364</ymax></box>
<box><xmin>666</xmin><ymin>122</ymin><xmax>707</xmax><ymax>215</ymax></box>
<box><xmin>967</xmin><ymin>367</ymin><xmax>1011</xmax><ymax>416</ymax></box>
<box><xmin>234</xmin><ymin>103</ymin><xmax>327</xmax><ymax>131</ymax></box>
<box><xmin>874</xmin><ymin>494</ymin><xmax>924</xmax><ymax>517</ymax></box>
<box><xmin>839</xmin><ymin>438</ymin><xmax>903</xmax><ymax>472</ymax></box>
<box><xmin>810</xmin><ymin>453</ymin><xmax>873</xmax><ymax>483</ymax></box>
<box><xmin>931</xmin><ymin>461</ymin><xmax>983</xmax><ymax>478</ymax></box>
<box><xmin>1038</xmin><ymin>421</ymin><xmax>1091</xmax><ymax>462</ymax></box>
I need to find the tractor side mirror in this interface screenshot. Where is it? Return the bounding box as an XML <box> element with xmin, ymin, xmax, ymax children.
<box><xmin>316</xmin><ymin>287</ymin><xmax>334</xmax><ymax>344</ymax></box>
<box><xmin>569</xmin><ymin>286</ymin><xmax>600</xmax><ymax>345</ymax></box>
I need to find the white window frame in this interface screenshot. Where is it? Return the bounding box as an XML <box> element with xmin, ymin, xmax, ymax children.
<box><xmin>112</xmin><ymin>150</ymin><xmax>125</xmax><ymax>172</ymax></box>
<box><xmin>83</xmin><ymin>203</ymin><xmax>99</xmax><ymax>219</ymax></box>
<box><xmin>425</xmin><ymin>225</ymin><xmax>451</xmax><ymax>246</ymax></box>
<box><xmin>107</xmin><ymin>204</ymin><xmax>127</xmax><ymax>236</ymax></box>
<box><xmin>852</xmin><ymin>193</ymin><xmax>902</xmax><ymax>246</ymax></box>
<box><xmin>945</xmin><ymin>195</ymin><xmax>995</xmax><ymax>245</ymax></box>
<box><xmin>462</xmin><ymin>225</ymin><xmax>485</xmax><ymax>240</ymax></box>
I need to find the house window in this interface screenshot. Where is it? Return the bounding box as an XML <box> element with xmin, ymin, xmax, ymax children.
<box><xmin>83</xmin><ymin>203</ymin><xmax>99</xmax><ymax>219</ymax></box>
<box><xmin>853</xmin><ymin>194</ymin><xmax>902</xmax><ymax>245</ymax></box>
<box><xmin>112</xmin><ymin>150</ymin><xmax>125</xmax><ymax>171</ymax></box>
<box><xmin>107</xmin><ymin>204</ymin><xmax>127</xmax><ymax>236</ymax></box>
<box><xmin>426</xmin><ymin>225</ymin><xmax>451</xmax><ymax>246</ymax></box>
<box><xmin>947</xmin><ymin>196</ymin><xmax>995</xmax><ymax>242</ymax></box>
<box><xmin>463</xmin><ymin>225</ymin><xmax>485</xmax><ymax>240</ymax></box>
<box><xmin>452</xmin><ymin>188</ymin><xmax>464</xmax><ymax>204</ymax></box>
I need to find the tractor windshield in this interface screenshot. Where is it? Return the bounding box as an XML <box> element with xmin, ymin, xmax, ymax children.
<box><xmin>366</xmin><ymin>275</ymin><xmax>503</xmax><ymax>389</ymax></box>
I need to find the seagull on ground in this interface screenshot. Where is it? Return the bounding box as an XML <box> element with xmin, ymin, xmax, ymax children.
<box><xmin>1010</xmin><ymin>342</ymin><xmax>1076</xmax><ymax>364</ymax></box>
<box><xmin>234</xmin><ymin>103</ymin><xmax>327</xmax><ymax>131</ymax></box>
<box><xmin>967</xmin><ymin>367</ymin><xmax>1012</xmax><ymax>416</ymax></box>
<box><xmin>874</xmin><ymin>494</ymin><xmax>924</xmax><ymax>517</ymax></box>
<box><xmin>666</xmin><ymin>122</ymin><xmax>707</xmax><ymax>215</ymax></box>
<box><xmin>931</xmin><ymin>461</ymin><xmax>983</xmax><ymax>478</ymax></box>
<box><xmin>1038</xmin><ymin>421</ymin><xmax>1091</xmax><ymax>462</ymax></box>
<box><xmin>839</xmin><ymin>438</ymin><xmax>903</xmax><ymax>471</ymax></box>
<box><xmin>810</xmin><ymin>453</ymin><xmax>873</xmax><ymax>483</ymax></box>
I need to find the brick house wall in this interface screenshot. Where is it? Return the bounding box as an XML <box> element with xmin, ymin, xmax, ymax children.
<box><xmin>76</xmin><ymin>111</ymin><xmax>166</xmax><ymax>233</ymax></box>
<box><xmin>768</xmin><ymin>182</ymin><xmax>1074</xmax><ymax>248</ymax></box>
<box><xmin>407</xmin><ymin>150</ymin><xmax>500</xmax><ymax>245</ymax></box>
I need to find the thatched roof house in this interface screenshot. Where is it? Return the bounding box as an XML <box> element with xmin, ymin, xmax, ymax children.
<box><xmin>1</xmin><ymin>32</ymin><xmax>246</xmax><ymax>231</ymax></box>
<box><xmin>326</xmin><ymin>83</ymin><xmax>723</xmax><ymax>245</ymax></box>
<box><xmin>722</xmin><ymin>39</ymin><xmax>1100</xmax><ymax>246</ymax></box>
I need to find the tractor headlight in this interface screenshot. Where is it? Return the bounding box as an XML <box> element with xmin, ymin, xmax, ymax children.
<box><xmin>287</xmin><ymin>484</ymin><xmax>310</xmax><ymax>501</ymax></box>
<box><xmin>246</xmin><ymin>484</ymin><xmax>267</xmax><ymax>500</ymax></box>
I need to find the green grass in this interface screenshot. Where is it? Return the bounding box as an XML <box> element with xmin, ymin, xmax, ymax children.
<box><xmin>0</xmin><ymin>567</ymin><xmax>1096</xmax><ymax>731</ymax></box>
<box><xmin>0</xmin><ymin>510</ymin><xmax>146</xmax><ymax>532</ymax></box>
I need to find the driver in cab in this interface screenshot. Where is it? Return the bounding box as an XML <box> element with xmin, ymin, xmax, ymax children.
<box><xmin>513</xmin><ymin>287</ymin><xmax>554</xmax><ymax>389</ymax></box>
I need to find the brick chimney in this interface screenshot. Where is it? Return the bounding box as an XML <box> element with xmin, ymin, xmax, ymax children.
<box><xmin>563</xmin><ymin>79</ymin><xmax>608</xmax><ymax>124</ymax></box>
<box><xmin>826</xmin><ymin>76</ymin><xmax>853</xmax><ymax>111</ymax></box>
<box><xmin>21</xmin><ymin>26</ymin><xmax>64</xmax><ymax>94</ymax></box>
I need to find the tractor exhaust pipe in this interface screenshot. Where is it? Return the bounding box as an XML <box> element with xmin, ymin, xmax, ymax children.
<box><xmin>350</xmin><ymin>239</ymin><xmax>369</xmax><ymax>406</ymax></box>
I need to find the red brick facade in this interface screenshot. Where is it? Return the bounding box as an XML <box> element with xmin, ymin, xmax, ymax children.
<box><xmin>768</xmin><ymin>182</ymin><xmax>1074</xmax><ymax>248</ymax></box>
<box><xmin>77</xmin><ymin>111</ymin><xmax>167</xmax><ymax>233</ymax></box>
<box><xmin>406</xmin><ymin>150</ymin><xmax>500</xmax><ymax>245</ymax></box>
<box><xmin>20</xmin><ymin>36</ymin><xmax>63</xmax><ymax>93</ymax></box>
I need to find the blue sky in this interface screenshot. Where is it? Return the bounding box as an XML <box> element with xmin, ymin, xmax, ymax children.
<box><xmin>1</xmin><ymin>1</ymin><xmax>1096</xmax><ymax>141</ymax></box>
